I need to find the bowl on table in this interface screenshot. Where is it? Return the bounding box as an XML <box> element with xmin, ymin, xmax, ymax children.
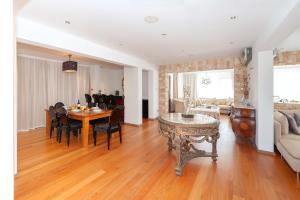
<box><xmin>91</xmin><ymin>107</ymin><xmax>102</xmax><ymax>113</ymax></box>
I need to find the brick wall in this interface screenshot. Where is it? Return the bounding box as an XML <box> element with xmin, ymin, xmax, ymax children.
<box><xmin>274</xmin><ymin>50</ymin><xmax>300</xmax><ymax>66</ymax></box>
<box><xmin>159</xmin><ymin>57</ymin><xmax>248</xmax><ymax>114</ymax></box>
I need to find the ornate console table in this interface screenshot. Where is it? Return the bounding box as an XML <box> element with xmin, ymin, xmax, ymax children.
<box><xmin>158</xmin><ymin>113</ymin><xmax>220</xmax><ymax>176</ymax></box>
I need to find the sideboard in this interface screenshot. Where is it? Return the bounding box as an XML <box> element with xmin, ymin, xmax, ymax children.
<box><xmin>230</xmin><ymin>106</ymin><xmax>256</xmax><ymax>143</ymax></box>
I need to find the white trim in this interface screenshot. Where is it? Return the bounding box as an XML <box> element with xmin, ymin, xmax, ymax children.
<box><xmin>17</xmin><ymin>54</ymin><xmax>98</xmax><ymax>68</ymax></box>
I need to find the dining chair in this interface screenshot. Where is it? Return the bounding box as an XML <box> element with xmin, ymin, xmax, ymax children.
<box><xmin>49</xmin><ymin>106</ymin><xmax>59</xmax><ymax>139</ymax></box>
<box><xmin>92</xmin><ymin>107</ymin><xmax>123</xmax><ymax>149</ymax></box>
<box><xmin>54</xmin><ymin>102</ymin><xmax>65</xmax><ymax>109</ymax></box>
<box><xmin>56</xmin><ymin>107</ymin><xmax>82</xmax><ymax>146</ymax></box>
<box><xmin>85</xmin><ymin>94</ymin><xmax>92</xmax><ymax>103</ymax></box>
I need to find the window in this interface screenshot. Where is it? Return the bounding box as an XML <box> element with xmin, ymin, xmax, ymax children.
<box><xmin>274</xmin><ymin>65</ymin><xmax>300</xmax><ymax>102</ymax></box>
<box><xmin>177</xmin><ymin>69</ymin><xmax>234</xmax><ymax>99</ymax></box>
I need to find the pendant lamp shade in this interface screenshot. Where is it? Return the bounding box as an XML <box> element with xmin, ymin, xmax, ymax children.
<box><xmin>63</xmin><ymin>55</ymin><xmax>77</xmax><ymax>72</ymax></box>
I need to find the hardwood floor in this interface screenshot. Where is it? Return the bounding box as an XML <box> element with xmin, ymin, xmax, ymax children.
<box><xmin>15</xmin><ymin>117</ymin><xmax>300</xmax><ymax>200</ymax></box>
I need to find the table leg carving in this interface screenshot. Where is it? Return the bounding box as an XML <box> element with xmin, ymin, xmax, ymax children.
<box><xmin>174</xmin><ymin>135</ymin><xmax>183</xmax><ymax>176</ymax></box>
<box><xmin>168</xmin><ymin>137</ymin><xmax>173</xmax><ymax>152</ymax></box>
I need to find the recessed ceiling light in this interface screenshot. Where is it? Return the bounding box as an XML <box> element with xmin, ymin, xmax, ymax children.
<box><xmin>119</xmin><ymin>43</ymin><xmax>123</xmax><ymax>46</ymax></box>
<box><xmin>65</xmin><ymin>20</ymin><xmax>71</xmax><ymax>24</ymax></box>
<box><xmin>229</xmin><ymin>41</ymin><xmax>234</xmax><ymax>45</ymax></box>
<box><xmin>161</xmin><ymin>33</ymin><xmax>167</xmax><ymax>36</ymax></box>
<box><xmin>144</xmin><ymin>16</ymin><xmax>159</xmax><ymax>23</ymax></box>
<box><xmin>230</xmin><ymin>16</ymin><xmax>237</xmax><ymax>20</ymax></box>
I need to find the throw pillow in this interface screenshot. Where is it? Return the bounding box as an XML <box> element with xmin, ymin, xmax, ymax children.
<box><xmin>280</xmin><ymin>111</ymin><xmax>300</xmax><ymax>135</ymax></box>
<box><xmin>294</xmin><ymin>112</ymin><xmax>300</xmax><ymax>126</ymax></box>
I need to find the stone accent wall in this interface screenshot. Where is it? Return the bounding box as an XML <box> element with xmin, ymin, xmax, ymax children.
<box><xmin>159</xmin><ymin>57</ymin><xmax>248</xmax><ymax>114</ymax></box>
<box><xmin>274</xmin><ymin>50</ymin><xmax>300</xmax><ymax>66</ymax></box>
<box><xmin>274</xmin><ymin>103</ymin><xmax>300</xmax><ymax>110</ymax></box>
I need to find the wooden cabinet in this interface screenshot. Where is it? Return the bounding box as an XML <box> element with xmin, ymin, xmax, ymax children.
<box><xmin>230</xmin><ymin>106</ymin><xmax>256</xmax><ymax>143</ymax></box>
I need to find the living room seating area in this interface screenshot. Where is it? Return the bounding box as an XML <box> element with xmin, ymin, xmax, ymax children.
<box><xmin>274</xmin><ymin>109</ymin><xmax>300</xmax><ymax>181</ymax></box>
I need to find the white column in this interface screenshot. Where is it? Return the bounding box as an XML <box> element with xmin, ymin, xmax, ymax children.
<box><xmin>148</xmin><ymin>70</ymin><xmax>159</xmax><ymax>119</ymax></box>
<box><xmin>0</xmin><ymin>0</ymin><xmax>14</xmax><ymax>199</ymax></box>
<box><xmin>256</xmin><ymin>50</ymin><xmax>274</xmax><ymax>152</ymax></box>
<box><xmin>124</xmin><ymin>66</ymin><xmax>142</xmax><ymax>125</ymax></box>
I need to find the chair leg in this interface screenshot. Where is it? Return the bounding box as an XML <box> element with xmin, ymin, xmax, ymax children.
<box><xmin>67</xmin><ymin>128</ymin><xmax>71</xmax><ymax>146</ymax></box>
<box><xmin>93</xmin><ymin>130</ymin><xmax>97</xmax><ymax>146</ymax></box>
<box><xmin>57</xmin><ymin>127</ymin><xmax>62</xmax><ymax>143</ymax></box>
<box><xmin>119</xmin><ymin>128</ymin><xmax>122</xmax><ymax>144</ymax></box>
<box><xmin>50</xmin><ymin>127</ymin><xmax>53</xmax><ymax>139</ymax></box>
<box><xmin>107</xmin><ymin>132</ymin><xmax>111</xmax><ymax>150</ymax></box>
<box><xmin>297</xmin><ymin>172</ymin><xmax>299</xmax><ymax>182</ymax></box>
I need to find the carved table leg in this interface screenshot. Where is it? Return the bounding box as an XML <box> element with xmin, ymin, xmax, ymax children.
<box><xmin>174</xmin><ymin>135</ymin><xmax>184</xmax><ymax>176</ymax></box>
<box><xmin>168</xmin><ymin>137</ymin><xmax>173</xmax><ymax>152</ymax></box>
<box><xmin>211</xmin><ymin>134</ymin><xmax>218</xmax><ymax>161</ymax></box>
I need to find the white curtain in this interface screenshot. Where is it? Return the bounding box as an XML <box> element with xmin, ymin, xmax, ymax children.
<box><xmin>182</xmin><ymin>73</ymin><xmax>198</xmax><ymax>99</ymax></box>
<box><xmin>17</xmin><ymin>56</ymin><xmax>91</xmax><ymax>131</ymax></box>
<box><xmin>177</xmin><ymin>70</ymin><xmax>234</xmax><ymax>99</ymax></box>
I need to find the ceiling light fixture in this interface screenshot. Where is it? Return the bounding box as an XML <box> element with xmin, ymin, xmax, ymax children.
<box><xmin>144</xmin><ymin>16</ymin><xmax>159</xmax><ymax>23</ymax></box>
<box><xmin>230</xmin><ymin>16</ymin><xmax>237</xmax><ymax>20</ymax></box>
<box><xmin>161</xmin><ymin>33</ymin><xmax>167</xmax><ymax>36</ymax></box>
<box><xmin>62</xmin><ymin>55</ymin><xmax>77</xmax><ymax>73</ymax></box>
<box><xmin>65</xmin><ymin>20</ymin><xmax>71</xmax><ymax>24</ymax></box>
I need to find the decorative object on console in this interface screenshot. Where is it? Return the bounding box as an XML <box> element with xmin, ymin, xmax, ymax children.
<box><xmin>62</xmin><ymin>55</ymin><xmax>77</xmax><ymax>72</ymax></box>
<box><xmin>230</xmin><ymin>106</ymin><xmax>256</xmax><ymax>143</ymax></box>
<box><xmin>182</xmin><ymin>85</ymin><xmax>193</xmax><ymax>118</ymax></box>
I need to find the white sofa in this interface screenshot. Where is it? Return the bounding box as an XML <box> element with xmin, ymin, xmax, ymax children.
<box><xmin>173</xmin><ymin>98</ymin><xmax>233</xmax><ymax>114</ymax></box>
<box><xmin>274</xmin><ymin>110</ymin><xmax>300</xmax><ymax>181</ymax></box>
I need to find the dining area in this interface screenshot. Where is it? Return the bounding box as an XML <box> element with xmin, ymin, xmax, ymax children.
<box><xmin>45</xmin><ymin>95</ymin><xmax>124</xmax><ymax>149</ymax></box>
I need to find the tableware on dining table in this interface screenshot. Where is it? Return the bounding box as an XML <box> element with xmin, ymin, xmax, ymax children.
<box><xmin>71</xmin><ymin>109</ymin><xmax>80</xmax><ymax>112</ymax></box>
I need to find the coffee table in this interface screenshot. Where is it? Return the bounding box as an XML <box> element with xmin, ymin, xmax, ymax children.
<box><xmin>189</xmin><ymin>106</ymin><xmax>220</xmax><ymax>119</ymax></box>
<box><xmin>159</xmin><ymin>113</ymin><xmax>220</xmax><ymax>176</ymax></box>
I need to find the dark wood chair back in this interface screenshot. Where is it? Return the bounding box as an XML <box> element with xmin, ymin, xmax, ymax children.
<box><xmin>49</xmin><ymin>106</ymin><xmax>57</xmax><ymax>121</ymax></box>
<box><xmin>85</xmin><ymin>94</ymin><xmax>92</xmax><ymax>103</ymax></box>
<box><xmin>92</xmin><ymin>94</ymin><xmax>100</xmax><ymax>104</ymax></box>
<box><xmin>54</xmin><ymin>102</ymin><xmax>65</xmax><ymax>109</ymax></box>
<box><xmin>109</xmin><ymin>107</ymin><xmax>123</xmax><ymax>127</ymax></box>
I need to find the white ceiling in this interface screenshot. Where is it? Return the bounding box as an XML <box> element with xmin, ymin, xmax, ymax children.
<box><xmin>278</xmin><ymin>27</ymin><xmax>300</xmax><ymax>52</ymax></box>
<box><xmin>18</xmin><ymin>0</ymin><xmax>296</xmax><ymax>65</ymax></box>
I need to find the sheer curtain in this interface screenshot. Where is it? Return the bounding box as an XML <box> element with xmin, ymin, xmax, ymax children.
<box><xmin>17</xmin><ymin>56</ymin><xmax>91</xmax><ymax>131</ymax></box>
<box><xmin>179</xmin><ymin>73</ymin><xmax>198</xmax><ymax>99</ymax></box>
<box><xmin>177</xmin><ymin>69</ymin><xmax>233</xmax><ymax>99</ymax></box>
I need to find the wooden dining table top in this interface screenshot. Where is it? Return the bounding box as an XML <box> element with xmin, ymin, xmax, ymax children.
<box><xmin>44</xmin><ymin>108</ymin><xmax>112</xmax><ymax>119</ymax></box>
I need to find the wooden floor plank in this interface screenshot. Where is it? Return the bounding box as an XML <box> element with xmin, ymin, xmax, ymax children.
<box><xmin>15</xmin><ymin>117</ymin><xmax>300</xmax><ymax>200</ymax></box>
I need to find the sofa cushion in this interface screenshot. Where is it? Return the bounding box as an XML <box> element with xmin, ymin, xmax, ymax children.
<box><xmin>279</xmin><ymin>137</ymin><xmax>300</xmax><ymax>159</ymax></box>
<box><xmin>274</xmin><ymin>111</ymin><xmax>289</xmax><ymax>135</ymax></box>
<box><xmin>282</xmin><ymin>134</ymin><xmax>300</xmax><ymax>141</ymax></box>
<box><xmin>294</xmin><ymin>112</ymin><xmax>300</xmax><ymax>126</ymax></box>
<box><xmin>281</xmin><ymin>111</ymin><xmax>300</xmax><ymax>135</ymax></box>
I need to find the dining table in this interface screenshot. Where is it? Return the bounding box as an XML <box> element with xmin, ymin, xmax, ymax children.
<box><xmin>45</xmin><ymin>108</ymin><xmax>112</xmax><ymax>147</ymax></box>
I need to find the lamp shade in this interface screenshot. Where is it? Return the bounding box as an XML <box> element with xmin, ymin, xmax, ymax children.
<box><xmin>62</xmin><ymin>56</ymin><xmax>77</xmax><ymax>72</ymax></box>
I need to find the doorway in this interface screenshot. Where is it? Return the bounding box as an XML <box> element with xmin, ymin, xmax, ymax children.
<box><xmin>142</xmin><ymin>70</ymin><xmax>149</xmax><ymax>120</ymax></box>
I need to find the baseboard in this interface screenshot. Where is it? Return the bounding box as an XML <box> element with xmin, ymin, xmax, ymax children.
<box><xmin>257</xmin><ymin>149</ymin><xmax>276</xmax><ymax>156</ymax></box>
<box><xmin>124</xmin><ymin>122</ymin><xmax>142</xmax><ymax>127</ymax></box>
<box><xmin>148</xmin><ymin>117</ymin><xmax>158</xmax><ymax>121</ymax></box>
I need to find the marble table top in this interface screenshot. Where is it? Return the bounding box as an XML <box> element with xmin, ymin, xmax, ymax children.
<box><xmin>159</xmin><ymin>113</ymin><xmax>219</xmax><ymax>128</ymax></box>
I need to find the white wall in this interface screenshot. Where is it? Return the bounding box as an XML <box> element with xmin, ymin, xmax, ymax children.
<box><xmin>148</xmin><ymin>70</ymin><xmax>159</xmax><ymax>119</ymax></box>
<box><xmin>0</xmin><ymin>0</ymin><xmax>14</xmax><ymax>199</ymax></box>
<box><xmin>142</xmin><ymin>70</ymin><xmax>148</xmax><ymax>99</ymax></box>
<box><xmin>90</xmin><ymin>66</ymin><xmax>124</xmax><ymax>96</ymax></box>
<box><xmin>256</xmin><ymin>51</ymin><xmax>274</xmax><ymax>152</ymax></box>
<box><xmin>124</xmin><ymin>67</ymin><xmax>142</xmax><ymax>125</ymax></box>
